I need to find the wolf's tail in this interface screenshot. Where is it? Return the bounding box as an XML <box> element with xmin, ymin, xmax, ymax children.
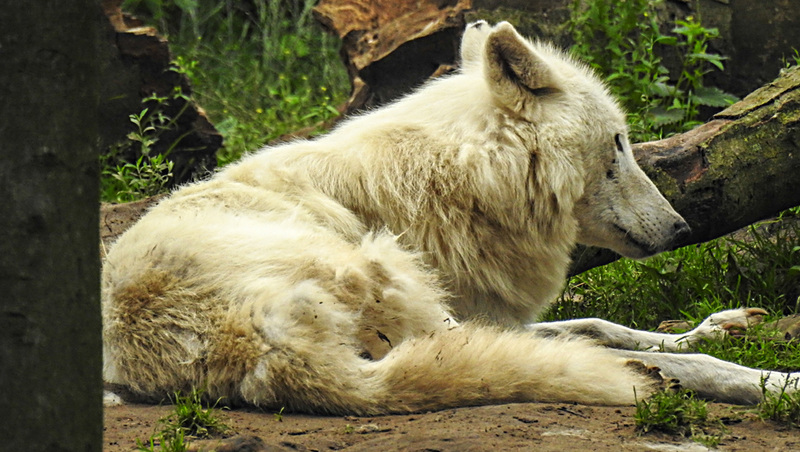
<box><xmin>363</xmin><ymin>324</ymin><xmax>658</xmax><ymax>413</ymax></box>
<box><xmin>242</xmin><ymin>324</ymin><xmax>660</xmax><ymax>415</ymax></box>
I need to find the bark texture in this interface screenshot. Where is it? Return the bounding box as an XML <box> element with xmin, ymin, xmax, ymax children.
<box><xmin>313</xmin><ymin>0</ymin><xmax>470</xmax><ymax>113</ymax></box>
<box><xmin>0</xmin><ymin>1</ymin><xmax>103</xmax><ymax>450</ymax></box>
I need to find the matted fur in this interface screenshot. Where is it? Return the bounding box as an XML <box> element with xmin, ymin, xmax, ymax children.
<box><xmin>103</xmin><ymin>22</ymin><xmax>796</xmax><ymax>413</ymax></box>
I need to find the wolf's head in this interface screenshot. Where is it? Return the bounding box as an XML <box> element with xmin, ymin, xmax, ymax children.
<box><xmin>461</xmin><ymin>21</ymin><xmax>689</xmax><ymax>259</ymax></box>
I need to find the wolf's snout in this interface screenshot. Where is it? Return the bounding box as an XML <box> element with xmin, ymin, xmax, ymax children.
<box><xmin>672</xmin><ymin>219</ymin><xmax>691</xmax><ymax>244</ymax></box>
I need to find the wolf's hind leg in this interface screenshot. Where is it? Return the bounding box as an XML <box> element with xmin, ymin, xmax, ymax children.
<box><xmin>608</xmin><ymin>349</ymin><xmax>799</xmax><ymax>404</ymax></box>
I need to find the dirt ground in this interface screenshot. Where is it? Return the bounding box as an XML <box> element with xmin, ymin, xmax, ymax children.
<box><xmin>104</xmin><ymin>399</ymin><xmax>800</xmax><ymax>451</ymax></box>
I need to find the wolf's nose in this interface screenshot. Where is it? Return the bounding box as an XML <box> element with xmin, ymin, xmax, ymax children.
<box><xmin>673</xmin><ymin>219</ymin><xmax>691</xmax><ymax>241</ymax></box>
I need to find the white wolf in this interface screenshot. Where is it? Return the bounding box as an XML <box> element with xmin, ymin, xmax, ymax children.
<box><xmin>103</xmin><ymin>21</ymin><xmax>797</xmax><ymax>414</ymax></box>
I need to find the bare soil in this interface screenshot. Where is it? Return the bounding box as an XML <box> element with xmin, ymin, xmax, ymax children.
<box><xmin>104</xmin><ymin>400</ymin><xmax>800</xmax><ymax>451</ymax></box>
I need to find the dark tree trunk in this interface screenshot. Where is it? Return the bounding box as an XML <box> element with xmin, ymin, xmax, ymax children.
<box><xmin>0</xmin><ymin>1</ymin><xmax>103</xmax><ymax>450</ymax></box>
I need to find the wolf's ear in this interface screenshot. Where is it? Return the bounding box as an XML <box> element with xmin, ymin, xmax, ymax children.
<box><xmin>460</xmin><ymin>20</ymin><xmax>491</xmax><ymax>68</ymax></box>
<box><xmin>484</xmin><ymin>22</ymin><xmax>558</xmax><ymax>111</ymax></box>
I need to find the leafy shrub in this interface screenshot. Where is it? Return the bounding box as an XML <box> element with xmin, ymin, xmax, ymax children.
<box><xmin>122</xmin><ymin>0</ymin><xmax>348</xmax><ymax>166</ymax></box>
<box><xmin>101</xmin><ymin>89</ymin><xmax>188</xmax><ymax>202</ymax></box>
<box><xmin>569</xmin><ymin>0</ymin><xmax>738</xmax><ymax>141</ymax></box>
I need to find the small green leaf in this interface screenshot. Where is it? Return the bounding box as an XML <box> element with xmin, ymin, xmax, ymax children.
<box><xmin>687</xmin><ymin>53</ymin><xmax>726</xmax><ymax>70</ymax></box>
<box><xmin>691</xmin><ymin>86</ymin><xmax>739</xmax><ymax>107</ymax></box>
<box><xmin>655</xmin><ymin>35</ymin><xmax>678</xmax><ymax>46</ymax></box>
<box><xmin>649</xmin><ymin>82</ymin><xmax>675</xmax><ymax>97</ymax></box>
<box><xmin>649</xmin><ymin>107</ymin><xmax>685</xmax><ymax>127</ymax></box>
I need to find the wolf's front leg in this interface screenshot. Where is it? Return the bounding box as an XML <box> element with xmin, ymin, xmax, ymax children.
<box><xmin>526</xmin><ymin>308</ymin><xmax>767</xmax><ymax>352</ymax></box>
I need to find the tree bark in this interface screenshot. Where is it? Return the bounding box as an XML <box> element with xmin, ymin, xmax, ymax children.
<box><xmin>313</xmin><ymin>0</ymin><xmax>470</xmax><ymax>114</ymax></box>
<box><xmin>0</xmin><ymin>1</ymin><xmax>103</xmax><ymax>450</ymax></box>
<box><xmin>570</xmin><ymin>65</ymin><xmax>800</xmax><ymax>274</ymax></box>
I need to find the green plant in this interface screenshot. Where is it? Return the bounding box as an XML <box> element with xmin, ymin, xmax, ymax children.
<box><xmin>758</xmin><ymin>374</ymin><xmax>800</xmax><ymax>426</ymax></box>
<box><xmin>135</xmin><ymin>387</ymin><xmax>229</xmax><ymax>451</ymax></box>
<box><xmin>693</xmin><ymin>323</ymin><xmax>800</xmax><ymax>372</ymax></box>
<box><xmin>136</xmin><ymin>428</ymin><xmax>187</xmax><ymax>452</ymax></box>
<box><xmin>165</xmin><ymin>388</ymin><xmax>229</xmax><ymax>438</ymax></box>
<box><xmin>782</xmin><ymin>48</ymin><xmax>800</xmax><ymax>70</ymax></box>
<box><xmin>545</xmin><ymin>212</ymin><xmax>800</xmax><ymax>331</ymax></box>
<box><xmin>122</xmin><ymin>0</ymin><xmax>348</xmax><ymax>166</ymax></box>
<box><xmin>569</xmin><ymin>0</ymin><xmax>737</xmax><ymax>141</ymax></box>
<box><xmin>273</xmin><ymin>406</ymin><xmax>285</xmax><ymax>422</ymax></box>
<box><xmin>635</xmin><ymin>388</ymin><xmax>721</xmax><ymax>445</ymax></box>
<box><xmin>101</xmin><ymin>88</ymin><xmax>192</xmax><ymax>202</ymax></box>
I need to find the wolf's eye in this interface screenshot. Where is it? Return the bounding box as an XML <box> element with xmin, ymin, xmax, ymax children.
<box><xmin>614</xmin><ymin>134</ymin><xmax>624</xmax><ymax>153</ymax></box>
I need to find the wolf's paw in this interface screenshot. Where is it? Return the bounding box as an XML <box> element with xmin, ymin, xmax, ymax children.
<box><xmin>625</xmin><ymin>360</ymin><xmax>682</xmax><ymax>392</ymax></box>
<box><xmin>690</xmin><ymin>308</ymin><xmax>768</xmax><ymax>341</ymax></box>
<box><xmin>103</xmin><ymin>389</ymin><xmax>124</xmax><ymax>407</ymax></box>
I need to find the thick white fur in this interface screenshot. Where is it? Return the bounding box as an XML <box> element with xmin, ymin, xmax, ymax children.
<box><xmin>102</xmin><ymin>21</ymin><xmax>797</xmax><ymax>413</ymax></box>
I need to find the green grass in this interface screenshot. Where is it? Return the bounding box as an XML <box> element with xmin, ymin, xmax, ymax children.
<box><xmin>544</xmin><ymin>212</ymin><xmax>800</xmax><ymax>330</ymax></box>
<box><xmin>543</xmin><ymin>211</ymin><xmax>800</xmax><ymax>388</ymax></box>
<box><xmin>120</xmin><ymin>0</ymin><xmax>349</xmax><ymax>167</ymax></box>
<box><xmin>634</xmin><ymin>388</ymin><xmax>723</xmax><ymax>447</ymax></box>
<box><xmin>136</xmin><ymin>388</ymin><xmax>229</xmax><ymax>452</ymax></box>
<box><xmin>758</xmin><ymin>375</ymin><xmax>800</xmax><ymax>426</ymax></box>
<box><xmin>692</xmin><ymin>324</ymin><xmax>800</xmax><ymax>372</ymax></box>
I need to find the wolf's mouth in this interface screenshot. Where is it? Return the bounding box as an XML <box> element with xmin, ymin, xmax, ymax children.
<box><xmin>612</xmin><ymin>224</ymin><xmax>660</xmax><ymax>257</ymax></box>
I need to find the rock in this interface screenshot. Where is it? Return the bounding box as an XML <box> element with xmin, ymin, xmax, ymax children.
<box><xmin>185</xmin><ymin>435</ymin><xmax>272</xmax><ymax>452</ymax></box>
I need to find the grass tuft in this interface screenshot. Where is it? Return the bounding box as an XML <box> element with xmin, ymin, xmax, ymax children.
<box><xmin>635</xmin><ymin>389</ymin><xmax>708</xmax><ymax>436</ymax></box>
<box><xmin>758</xmin><ymin>375</ymin><xmax>800</xmax><ymax>426</ymax></box>
<box><xmin>635</xmin><ymin>388</ymin><xmax>723</xmax><ymax>447</ymax></box>
<box><xmin>136</xmin><ymin>388</ymin><xmax>229</xmax><ymax>452</ymax></box>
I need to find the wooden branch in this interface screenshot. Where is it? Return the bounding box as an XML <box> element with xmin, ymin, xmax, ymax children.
<box><xmin>570</xmin><ymin>66</ymin><xmax>800</xmax><ymax>275</ymax></box>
